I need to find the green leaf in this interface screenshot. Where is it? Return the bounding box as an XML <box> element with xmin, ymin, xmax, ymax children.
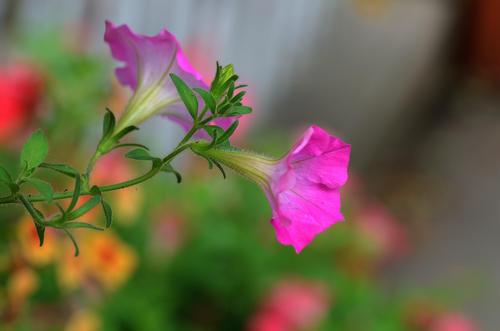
<box><xmin>0</xmin><ymin>165</ymin><xmax>12</xmax><ymax>183</ymax></box>
<box><xmin>194</xmin><ymin>88</ymin><xmax>216</xmax><ymax>113</ymax></box>
<box><xmin>125</xmin><ymin>148</ymin><xmax>158</xmax><ymax>161</ymax></box>
<box><xmin>101</xmin><ymin>200</ymin><xmax>113</xmax><ymax>228</ymax></box>
<box><xmin>20</xmin><ymin>130</ymin><xmax>49</xmax><ymax>171</ymax></box>
<box><xmin>222</xmin><ymin>105</ymin><xmax>252</xmax><ymax>117</ymax></box>
<box><xmin>63</xmin><ymin>229</ymin><xmax>79</xmax><ymax>257</ymax></box>
<box><xmin>112</xmin><ymin>143</ymin><xmax>149</xmax><ymax>151</ymax></box>
<box><xmin>204</xmin><ymin>125</ymin><xmax>225</xmax><ymax>140</ymax></box>
<box><xmin>0</xmin><ymin>165</ymin><xmax>17</xmax><ymax>193</ymax></box>
<box><xmin>160</xmin><ymin>164</ymin><xmax>182</xmax><ymax>183</ymax></box>
<box><xmin>25</xmin><ymin>178</ymin><xmax>54</xmax><ymax>203</ymax></box>
<box><xmin>39</xmin><ymin>163</ymin><xmax>78</xmax><ymax>177</ymax></box>
<box><xmin>101</xmin><ymin>108</ymin><xmax>116</xmax><ymax>141</ymax></box>
<box><xmin>64</xmin><ymin>221</ymin><xmax>104</xmax><ymax>231</ymax></box>
<box><xmin>231</xmin><ymin>91</ymin><xmax>246</xmax><ymax>103</ymax></box>
<box><xmin>170</xmin><ymin>73</ymin><xmax>198</xmax><ymax>120</ymax></box>
<box><xmin>218</xmin><ymin>120</ymin><xmax>239</xmax><ymax>144</ymax></box>
<box><xmin>35</xmin><ymin>223</ymin><xmax>45</xmax><ymax>247</ymax></box>
<box><xmin>66</xmin><ymin>175</ymin><xmax>81</xmax><ymax>213</ymax></box>
<box><xmin>67</xmin><ymin>194</ymin><xmax>101</xmax><ymax>220</ymax></box>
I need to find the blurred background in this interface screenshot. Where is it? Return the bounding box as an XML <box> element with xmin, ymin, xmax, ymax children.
<box><xmin>0</xmin><ymin>0</ymin><xmax>499</xmax><ymax>330</ymax></box>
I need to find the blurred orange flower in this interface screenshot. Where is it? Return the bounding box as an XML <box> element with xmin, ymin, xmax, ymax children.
<box><xmin>7</xmin><ymin>267</ymin><xmax>38</xmax><ymax>311</ymax></box>
<box><xmin>16</xmin><ymin>216</ymin><xmax>57</xmax><ymax>266</ymax></box>
<box><xmin>81</xmin><ymin>232</ymin><xmax>137</xmax><ymax>291</ymax></box>
<box><xmin>65</xmin><ymin>310</ymin><xmax>101</xmax><ymax>331</ymax></box>
<box><xmin>56</xmin><ymin>243</ymin><xmax>87</xmax><ymax>292</ymax></box>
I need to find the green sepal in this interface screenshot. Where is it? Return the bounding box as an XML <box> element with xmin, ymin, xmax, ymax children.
<box><xmin>212</xmin><ymin>159</ymin><xmax>226</xmax><ymax>179</ymax></box>
<box><xmin>39</xmin><ymin>163</ymin><xmax>78</xmax><ymax>178</ymax></box>
<box><xmin>25</xmin><ymin>178</ymin><xmax>54</xmax><ymax>204</ymax></box>
<box><xmin>160</xmin><ymin>164</ymin><xmax>182</xmax><ymax>183</ymax></box>
<box><xmin>101</xmin><ymin>108</ymin><xmax>116</xmax><ymax>143</ymax></box>
<box><xmin>170</xmin><ymin>73</ymin><xmax>198</xmax><ymax>120</ymax></box>
<box><xmin>112</xmin><ymin>126</ymin><xmax>139</xmax><ymax>142</ymax></box>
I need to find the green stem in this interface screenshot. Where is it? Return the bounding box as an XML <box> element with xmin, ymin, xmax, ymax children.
<box><xmin>0</xmin><ymin>143</ymin><xmax>193</xmax><ymax>205</ymax></box>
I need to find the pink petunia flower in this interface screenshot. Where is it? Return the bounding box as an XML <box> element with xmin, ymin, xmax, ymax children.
<box><xmin>202</xmin><ymin>125</ymin><xmax>350</xmax><ymax>253</ymax></box>
<box><xmin>104</xmin><ymin>21</ymin><xmax>232</xmax><ymax>135</ymax></box>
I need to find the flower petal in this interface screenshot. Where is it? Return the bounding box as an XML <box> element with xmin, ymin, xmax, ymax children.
<box><xmin>271</xmin><ymin>183</ymin><xmax>344</xmax><ymax>253</ymax></box>
<box><xmin>288</xmin><ymin>125</ymin><xmax>350</xmax><ymax>189</ymax></box>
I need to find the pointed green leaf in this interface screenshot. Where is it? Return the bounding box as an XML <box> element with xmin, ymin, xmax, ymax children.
<box><xmin>125</xmin><ymin>148</ymin><xmax>158</xmax><ymax>161</ymax></box>
<box><xmin>101</xmin><ymin>200</ymin><xmax>113</xmax><ymax>228</ymax></box>
<box><xmin>63</xmin><ymin>229</ymin><xmax>79</xmax><ymax>257</ymax></box>
<box><xmin>25</xmin><ymin>178</ymin><xmax>53</xmax><ymax>203</ymax></box>
<box><xmin>66</xmin><ymin>175</ymin><xmax>81</xmax><ymax>213</ymax></box>
<box><xmin>20</xmin><ymin>130</ymin><xmax>48</xmax><ymax>171</ymax></box>
<box><xmin>39</xmin><ymin>163</ymin><xmax>78</xmax><ymax>178</ymax></box>
<box><xmin>194</xmin><ymin>88</ymin><xmax>216</xmax><ymax>113</ymax></box>
<box><xmin>112</xmin><ymin>143</ymin><xmax>150</xmax><ymax>151</ymax></box>
<box><xmin>35</xmin><ymin>223</ymin><xmax>45</xmax><ymax>247</ymax></box>
<box><xmin>218</xmin><ymin>120</ymin><xmax>239</xmax><ymax>144</ymax></box>
<box><xmin>160</xmin><ymin>164</ymin><xmax>182</xmax><ymax>183</ymax></box>
<box><xmin>0</xmin><ymin>165</ymin><xmax>12</xmax><ymax>183</ymax></box>
<box><xmin>222</xmin><ymin>105</ymin><xmax>252</xmax><ymax>117</ymax></box>
<box><xmin>64</xmin><ymin>221</ymin><xmax>104</xmax><ymax>231</ymax></box>
<box><xmin>170</xmin><ymin>73</ymin><xmax>198</xmax><ymax>120</ymax></box>
<box><xmin>67</xmin><ymin>194</ymin><xmax>101</xmax><ymax>220</ymax></box>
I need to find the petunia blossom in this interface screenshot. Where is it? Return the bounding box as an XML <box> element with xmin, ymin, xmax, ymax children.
<box><xmin>104</xmin><ymin>21</ymin><xmax>232</xmax><ymax>135</ymax></box>
<box><xmin>203</xmin><ymin>125</ymin><xmax>350</xmax><ymax>253</ymax></box>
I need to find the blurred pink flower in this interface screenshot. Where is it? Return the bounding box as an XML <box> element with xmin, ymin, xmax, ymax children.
<box><xmin>0</xmin><ymin>63</ymin><xmax>43</xmax><ymax>143</ymax></box>
<box><xmin>104</xmin><ymin>21</ymin><xmax>233</xmax><ymax>136</ymax></box>
<box><xmin>151</xmin><ymin>209</ymin><xmax>186</xmax><ymax>255</ymax></box>
<box><xmin>205</xmin><ymin>125</ymin><xmax>350</xmax><ymax>253</ymax></box>
<box><xmin>432</xmin><ymin>313</ymin><xmax>478</xmax><ymax>331</ymax></box>
<box><xmin>357</xmin><ymin>204</ymin><xmax>410</xmax><ymax>260</ymax></box>
<box><xmin>248</xmin><ymin>279</ymin><xmax>330</xmax><ymax>331</ymax></box>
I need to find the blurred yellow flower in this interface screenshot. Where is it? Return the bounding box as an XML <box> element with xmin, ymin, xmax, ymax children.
<box><xmin>82</xmin><ymin>232</ymin><xmax>137</xmax><ymax>291</ymax></box>
<box><xmin>65</xmin><ymin>310</ymin><xmax>101</xmax><ymax>331</ymax></box>
<box><xmin>112</xmin><ymin>187</ymin><xmax>142</xmax><ymax>225</ymax></box>
<box><xmin>17</xmin><ymin>216</ymin><xmax>57</xmax><ymax>266</ymax></box>
<box><xmin>7</xmin><ymin>267</ymin><xmax>38</xmax><ymax>311</ymax></box>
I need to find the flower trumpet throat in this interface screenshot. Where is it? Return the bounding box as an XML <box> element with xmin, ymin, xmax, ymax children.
<box><xmin>200</xmin><ymin>147</ymin><xmax>277</xmax><ymax>189</ymax></box>
<box><xmin>199</xmin><ymin>125</ymin><xmax>351</xmax><ymax>253</ymax></box>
